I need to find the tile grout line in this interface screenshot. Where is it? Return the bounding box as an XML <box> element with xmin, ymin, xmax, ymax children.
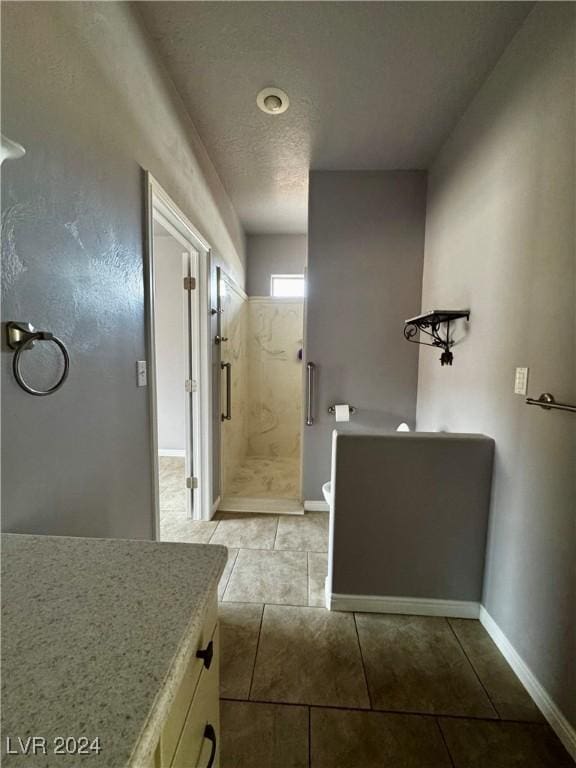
<box><xmin>435</xmin><ymin>717</ymin><xmax>457</xmax><ymax>768</ymax></box>
<box><xmin>275</xmin><ymin>547</ymin><xmax>329</xmax><ymax>554</ymax></box>
<box><xmin>206</xmin><ymin>518</ymin><xmax>220</xmax><ymax>544</ymax></box>
<box><xmin>246</xmin><ymin>602</ymin><xmax>266</xmax><ymax>701</ymax></box>
<box><xmin>219</xmin><ymin>695</ymin><xmax>550</xmax><ymax>726</ymax></box>
<box><xmin>162</xmin><ymin>539</ymin><xmax>326</xmax><ymax>552</ymax></box>
<box><xmin>446</xmin><ymin>617</ymin><xmax>500</xmax><ymax>720</ymax></box>
<box><xmin>272</xmin><ymin>515</ymin><xmax>280</xmax><ymax>550</ymax></box>
<box><xmin>220</xmin><ymin>597</ymin><xmax>312</xmax><ymax>608</ymax></box>
<box><xmin>352</xmin><ymin>613</ymin><xmax>373</xmax><ymax>710</ymax></box>
<box><xmin>220</xmin><ymin>547</ymin><xmax>242</xmax><ymax>602</ymax></box>
<box><xmin>218</xmin><ymin>548</ymin><xmax>239</xmax><ymax>600</ymax></box>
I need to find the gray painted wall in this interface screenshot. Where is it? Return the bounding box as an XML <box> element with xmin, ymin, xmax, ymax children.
<box><xmin>417</xmin><ymin>4</ymin><xmax>576</xmax><ymax>727</ymax></box>
<box><xmin>246</xmin><ymin>234</ymin><xmax>307</xmax><ymax>296</ymax></box>
<box><xmin>303</xmin><ymin>171</ymin><xmax>426</xmax><ymax>499</ymax></box>
<box><xmin>331</xmin><ymin>432</ymin><xmax>494</xmax><ymax>600</ymax></box>
<box><xmin>1</xmin><ymin>3</ymin><xmax>244</xmax><ymax>538</ymax></box>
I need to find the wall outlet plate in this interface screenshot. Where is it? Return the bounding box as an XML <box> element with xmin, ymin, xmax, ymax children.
<box><xmin>136</xmin><ymin>360</ymin><xmax>148</xmax><ymax>388</ymax></box>
<box><xmin>514</xmin><ymin>367</ymin><xmax>529</xmax><ymax>395</ymax></box>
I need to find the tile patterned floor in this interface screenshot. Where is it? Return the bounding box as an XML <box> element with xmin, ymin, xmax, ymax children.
<box><xmin>250</xmin><ymin>605</ymin><xmax>370</xmax><ymax>708</ymax></box>
<box><xmin>223</xmin><ymin>549</ymin><xmax>309</xmax><ymax>605</ymax></box>
<box><xmin>355</xmin><ymin>613</ymin><xmax>497</xmax><ymax>717</ymax></box>
<box><xmin>219</xmin><ymin>603</ymin><xmax>263</xmax><ymax>700</ymax></box>
<box><xmin>157</xmin><ymin>482</ymin><xmax>572</xmax><ymax>767</ymax></box>
<box><xmin>438</xmin><ymin>718</ymin><xmax>574</xmax><ymax>768</ymax></box>
<box><xmin>448</xmin><ymin>618</ymin><xmax>544</xmax><ymax>723</ymax></box>
<box><xmin>275</xmin><ymin>513</ymin><xmax>328</xmax><ymax>552</ymax></box>
<box><xmin>311</xmin><ymin>708</ymin><xmax>452</xmax><ymax>768</ymax></box>
<box><xmin>221</xmin><ymin>700</ymin><xmax>309</xmax><ymax>768</ymax></box>
<box><xmin>211</xmin><ymin>513</ymin><xmax>280</xmax><ymax>550</ymax></box>
<box><xmin>307</xmin><ymin>553</ymin><xmax>328</xmax><ymax>607</ymax></box>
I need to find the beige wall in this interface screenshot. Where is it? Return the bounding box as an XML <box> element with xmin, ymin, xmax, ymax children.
<box><xmin>417</xmin><ymin>4</ymin><xmax>575</xmax><ymax>729</ymax></box>
<box><xmin>247</xmin><ymin>299</ymin><xmax>304</xmax><ymax>458</ymax></box>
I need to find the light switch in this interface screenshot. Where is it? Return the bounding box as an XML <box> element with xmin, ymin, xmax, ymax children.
<box><xmin>136</xmin><ymin>360</ymin><xmax>148</xmax><ymax>388</ymax></box>
<box><xmin>514</xmin><ymin>367</ymin><xmax>528</xmax><ymax>395</ymax></box>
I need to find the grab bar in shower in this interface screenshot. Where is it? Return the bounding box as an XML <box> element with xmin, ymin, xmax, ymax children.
<box><xmin>526</xmin><ymin>392</ymin><xmax>576</xmax><ymax>413</ymax></box>
<box><xmin>221</xmin><ymin>361</ymin><xmax>232</xmax><ymax>421</ymax></box>
<box><xmin>306</xmin><ymin>362</ymin><xmax>315</xmax><ymax>426</ymax></box>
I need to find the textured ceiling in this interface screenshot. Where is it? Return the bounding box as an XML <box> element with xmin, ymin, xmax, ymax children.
<box><xmin>139</xmin><ymin>2</ymin><xmax>532</xmax><ymax>234</ymax></box>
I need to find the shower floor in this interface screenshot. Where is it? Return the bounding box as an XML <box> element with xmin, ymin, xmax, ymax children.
<box><xmin>227</xmin><ymin>456</ymin><xmax>300</xmax><ymax>499</ymax></box>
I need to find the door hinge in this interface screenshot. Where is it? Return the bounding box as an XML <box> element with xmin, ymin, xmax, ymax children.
<box><xmin>185</xmin><ymin>379</ymin><xmax>198</xmax><ymax>393</ymax></box>
<box><xmin>183</xmin><ymin>276</ymin><xmax>196</xmax><ymax>291</ymax></box>
<box><xmin>186</xmin><ymin>476</ymin><xmax>199</xmax><ymax>490</ymax></box>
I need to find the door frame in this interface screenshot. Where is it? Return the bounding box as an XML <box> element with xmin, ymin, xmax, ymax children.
<box><xmin>144</xmin><ymin>173</ymin><xmax>213</xmax><ymax>534</ymax></box>
<box><xmin>152</xmin><ymin>208</ymin><xmax>196</xmax><ymax>522</ymax></box>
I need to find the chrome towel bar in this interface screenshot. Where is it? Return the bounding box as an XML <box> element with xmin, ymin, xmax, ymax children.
<box><xmin>526</xmin><ymin>393</ymin><xmax>576</xmax><ymax>413</ymax></box>
<box><xmin>306</xmin><ymin>362</ymin><xmax>315</xmax><ymax>426</ymax></box>
<box><xmin>221</xmin><ymin>361</ymin><xmax>232</xmax><ymax>421</ymax></box>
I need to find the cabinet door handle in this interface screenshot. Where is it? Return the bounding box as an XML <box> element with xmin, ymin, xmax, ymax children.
<box><xmin>203</xmin><ymin>724</ymin><xmax>217</xmax><ymax>768</ymax></box>
<box><xmin>196</xmin><ymin>640</ymin><xmax>213</xmax><ymax>670</ymax></box>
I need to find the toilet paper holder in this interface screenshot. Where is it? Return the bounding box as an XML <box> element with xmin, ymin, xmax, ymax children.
<box><xmin>327</xmin><ymin>405</ymin><xmax>356</xmax><ymax>415</ymax></box>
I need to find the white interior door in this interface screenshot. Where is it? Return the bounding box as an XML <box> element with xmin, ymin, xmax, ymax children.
<box><xmin>146</xmin><ymin>174</ymin><xmax>213</xmax><ymax>533</ymax></box>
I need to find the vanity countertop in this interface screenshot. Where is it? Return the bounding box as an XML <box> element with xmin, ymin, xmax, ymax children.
<box><xmin>1</xmin><ymin>533</ymin><xmax>227</xmax><ymax>767</ymax></box>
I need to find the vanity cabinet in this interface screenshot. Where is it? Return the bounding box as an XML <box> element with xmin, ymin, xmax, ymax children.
<box><xmin>3</xmin><ymin>534</ymin><xmax>228</xmax><ymax>768</ymax></box>
<box><xmin>154</xmin><ymin>594</ymin><xmax>220</xmax><ymax>768</ymax></box>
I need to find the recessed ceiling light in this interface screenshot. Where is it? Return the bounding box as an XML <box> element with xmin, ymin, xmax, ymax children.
<box><xmin>257</xmin><ymin>87</ymin><xmax>290</xmax><ymax>115</ymax></box>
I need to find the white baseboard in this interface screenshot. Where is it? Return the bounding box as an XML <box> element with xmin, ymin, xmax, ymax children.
<box><xmin>304</xmin><ymin>499</ymin><xmax>329</xmax><ymax>512</ymax></box>
<box><xmin>479</xmin><ymin>607</ymin><xmax>576</xmax><ymax>761</ymax></box>
<box><xmin>158</xmin><ymin>449</ymin><xmax>186</xmax><ymax>458</ymax></box>
<box><xmin>329</xmin><ymin>593</ymin><xmax>480</xmax><ymax>619</ymax></box>
<box><xmin>211</xmin><ymin>496</ymin><xmax>221</xmax><ymax>516</ymax></box>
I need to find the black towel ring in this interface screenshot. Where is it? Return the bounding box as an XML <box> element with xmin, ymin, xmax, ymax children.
<box><xmin>6</xmin><ymin>322</ymin><xmax>70</xmax><ymax>396</ymax></box>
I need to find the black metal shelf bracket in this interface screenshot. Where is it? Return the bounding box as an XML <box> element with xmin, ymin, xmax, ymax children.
<box><xmin>403</xmin><ymin>309</ymin><xmax>470</xmax><ymax>366</ymax></box>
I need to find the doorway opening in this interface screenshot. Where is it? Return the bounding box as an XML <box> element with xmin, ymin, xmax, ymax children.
<box><xmin>145</xmin><ymin>175</ymin><xmax>212</xmax><ymax>537</ymax></box>
<box><xmin>217</xmin><ymin>267</ymin><xmax>305</xmax><ymax>514</ymax></box>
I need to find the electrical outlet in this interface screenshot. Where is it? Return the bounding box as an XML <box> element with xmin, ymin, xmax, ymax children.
<box><xmin>514</xmin><ymin>367</ymin><xmax>529</xmax><ymax>395</ymax></box>
<box><xmin>136</xmin><ymin>360</ymin><xmax>148</xmax><ymax>388</ymax></box>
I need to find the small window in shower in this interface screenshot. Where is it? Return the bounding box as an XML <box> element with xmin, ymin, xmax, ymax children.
<box><xmin>271</xmin><ymin>274</ymin><xmax>305</xmax><ymax>298</ymax></box>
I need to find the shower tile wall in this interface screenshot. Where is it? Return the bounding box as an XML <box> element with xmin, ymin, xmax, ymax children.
<box><xmin>247</xmin><ymin>299</ymin><xmax>304</xmax><ymax>459</ymax></box>
<box><xmin>220</xmin><ymin>282</ymin><xmax>249</xmax><ymax>494</ymax></box>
